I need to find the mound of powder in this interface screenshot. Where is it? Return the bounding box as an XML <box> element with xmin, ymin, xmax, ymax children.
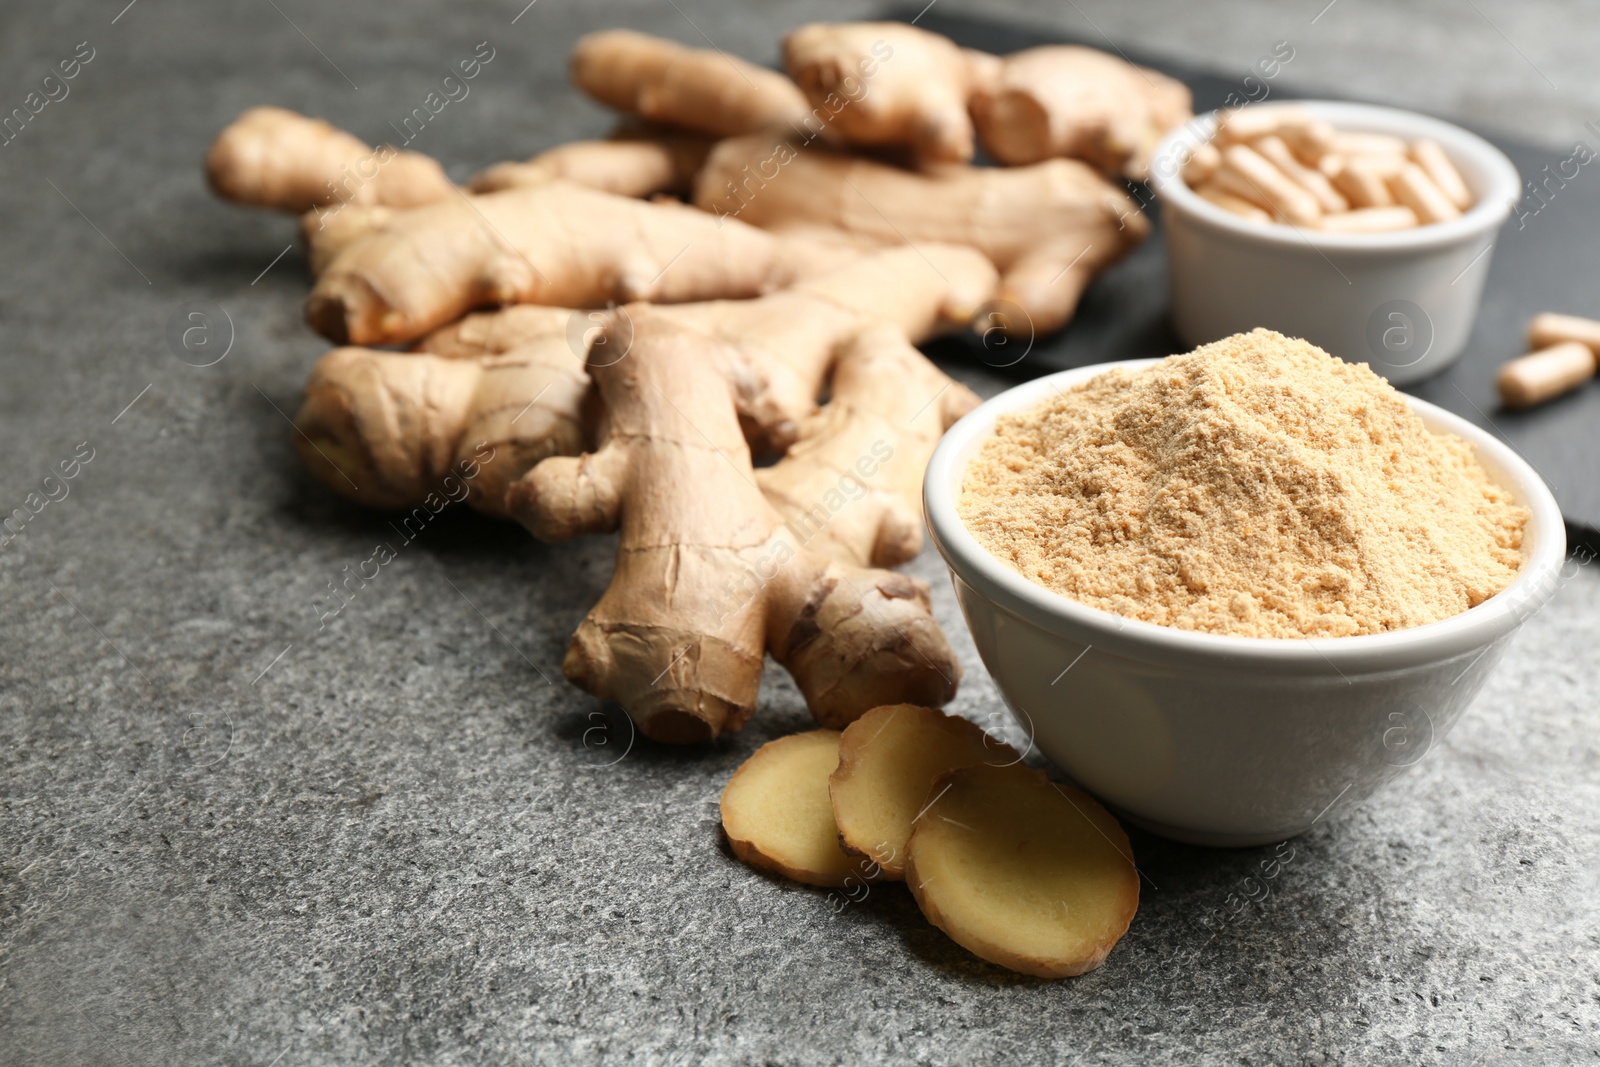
<box><xmin>959</xmin><ymin>330</ymin><xmax>1529</xmax><ymax>638</ymax></box>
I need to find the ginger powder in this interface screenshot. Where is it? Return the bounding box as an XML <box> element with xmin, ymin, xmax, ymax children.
<box><xmin>959</xmin><ymin>330</ymin><xmax>1529</xmax><ymax>638</ymax></box>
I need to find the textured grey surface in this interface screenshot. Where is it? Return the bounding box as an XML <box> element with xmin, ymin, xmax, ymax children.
<box><xmin>0</xmin><ymin>1</ymin><xmax>1597</xmax><ymax>1065</ymax></box>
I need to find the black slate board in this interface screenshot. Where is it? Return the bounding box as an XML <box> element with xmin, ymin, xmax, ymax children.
<box><xmin>908</xmin><ymin>10</ymin><xmax>1598</xmax><ymax>552</ymax></box>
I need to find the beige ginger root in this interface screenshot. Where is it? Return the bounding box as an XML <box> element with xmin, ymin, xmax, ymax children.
<box><xmin>696</xmin><ymin>133</ymin><xmax>1149</xmax><ymax>336</ymax></box>
<box><xmin>782</xmin><ymin>22</ymin><xmax>997</xmax><ymax>164</ymax></box>
<box><xmin>209</xmin><ymin>109</ymin><xmax>727</xmax><ymax>280</ymax></box>
<box><xmin>294</xmin><ymin>306</ymin><xmax>589</xmax><ymax>516</ymax></box>
<box><xmin>754</xmin><ymin>325</ymin><xmax>977</xmax><ymax>567</ymax></box>
<box><xmin>970</xmin><ymin>45</ymin><xmax>1193</xmax><ymax>179</ymax></box>
<box><xmin>305</xmin><ymin>128</ymin><xmax>716</xmax><ymax>279</ymax></box>
<box><xmin>507</xmin><ymin>311</ymin><xmax>962</xmax><ymax>742</ymax></box>
<box><xmin>206</xmin><ymin>106</ymin><xmax>454</xmax><ymax>215</ymax></box>
<box><xmin>291</xmin><ymin>247</ymin><xmax>989</xmax><ymax>546</ymax></box>
<box><xmin>504</xmin><ymin>251</ymin><xmax>991</xmax><ymax>741</ymax></box>
<box><xmin>467</xmin><ymin>125</ymin><xmax>714</xmax><ymax>199</ymax></box>
<box><xmin>571</xmin><ymin>29</ymin><xmax>809</xmax><ymax>138</ymax></box>
<box><xmin>307</xmin><ymin>180</ymin><xmax>844</xmax><ymax>346</ymax></box>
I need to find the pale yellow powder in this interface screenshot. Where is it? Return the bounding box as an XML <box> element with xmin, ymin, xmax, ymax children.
<box><xmin>959</xmin><ymin>330</ymin><xmax>1529</xmax><ymax>638</ymax></box>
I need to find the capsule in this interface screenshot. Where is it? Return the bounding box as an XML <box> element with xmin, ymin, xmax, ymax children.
<box><xmin>1496</xmin><ymin>341</ymin><xmax>1597</xmax><ymax>409</ymax></box>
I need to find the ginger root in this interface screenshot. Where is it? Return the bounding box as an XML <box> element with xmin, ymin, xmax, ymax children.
<box><xmin>696</xmin><ymin>133</ymin><xmax>1149</xmax><ymax>335</ymax></box>
<box><xmin>206</xmin><ymin>106</ymin><xmax>454</xmax><ymax>215</ymax></box>
<box><xmin>783</xmin><ymin>22</ymin><xmax>997</xmax><ymax>163</ymax></box>
<box><xmin>509</xmin><ymin>321</ymin><xmax>964</xmax><ymax>739</ymax></box>
<box><xmin>755</xmin><ymin>325</ymin><xmax>977</xmax><ymax>567</ymax></box>
<box><xmin>294</xmin><ymin>306</ymin><xmax>589</xmax><ymax>516</ymax></box>
<box><xmin>505</xmin><ymin>251</ymin><xmax>988</xmax><ymax>741</ymax></box>
<box><xmin>306</xmin><ymin>181</ymin><xmax>844</xmax><ymax>345</ymax></box>
<box><xmin>970</xmin><ymin>46</ymin><xmax>1192</xmax><ymax>180</ymax></box>
<box><xmin>571</xmin><ymin>29</ymin><xmax>809</xmax><ymax>138</ymax></box>
<box><xmin>291</xmin><ymin>245</ymin><xmax>988</xmax><ymax>543</ymax></box>
<box><xmin>467</xmin><ymin>125</ymin><xmax>714</xmax><ymax>199</ymax></box>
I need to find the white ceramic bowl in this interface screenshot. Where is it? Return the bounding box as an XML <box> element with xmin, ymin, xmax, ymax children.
<box><xmin>925</xmin><ymin>360</ymin><xmax>1566</xmax><ymax>846</ymax></box>
<box><xmin>1148</xmin><ymin>101</ymin><xmax>1520</xmax><ymax>385</ymax></box>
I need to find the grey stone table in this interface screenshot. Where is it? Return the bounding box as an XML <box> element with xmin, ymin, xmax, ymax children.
<box><xmin>1</xmin><ymin>2</ymin><xmax>1595</xmax><ymax>1064</ymax></box>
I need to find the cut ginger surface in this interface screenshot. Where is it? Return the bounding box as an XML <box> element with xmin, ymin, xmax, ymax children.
<box><xmin>830</xmin><ymin>704</ymin><xmax>1018</xmax><ymax>879</ymax></box>
<box><xmin>720</xmin><ymin>730</ymin><xmax>860</xmax><ymax>888</ymax></box>
<box><xmin>906</xmin><ymin>764</ymin><xmax>1139</xmax><ymax>978</ymax></box>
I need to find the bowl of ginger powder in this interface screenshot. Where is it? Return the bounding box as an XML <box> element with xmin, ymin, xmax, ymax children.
<box><xmin>925</xmin><ymin>329</ymin><xmax>1565</xmax><ymax>845</ymax></box>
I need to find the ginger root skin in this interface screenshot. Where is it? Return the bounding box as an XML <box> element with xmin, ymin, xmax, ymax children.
<box><xmin>643</xmin><ymin>243</ymin><xmax>993</xmax><ymax>452</ymax></box>
<box><xmin>971</xmin><ymin>46</ymin><xmax>1193</xmax><ymax>180</ymax></box>
<box><xmin>299</xmin><ymin>203</ymin><xmax>399</xmax><ymax>279</ymax></box>
<box><xmin>291</xmin><ymin>245</ymin><xmax>990</xmax><ymax>539</ymax></box>
<box><xmin>696</xmin><ymin>133</ymin><xmax>1149</xmax><ymax>336</ymax></box>
<box><xmin>783</xmin><ymin>23</ymin><xmax>993</xmax><ymax>164</ymax></box>
<box><xmin>508</xmin><ymin>307</ymin><xmax>967</xmax><ymax>744</ymax></box>
<box><xmin>757</xmin><ymin>325</ymin><xmax>979</xmax><ymax>569</ymax></box>
<box><xmin>206</xmin><ymin>106</ymin><xmax>454</xmax><ymax>215</ymax></box>
<box><xmin>497</xmin><ymin>246</ymin><xmax>993</xmax><ymax>739</ymax></box>
<box><xmin>467</xmin><ymin>126</ymin><xmax>714</xmax><ymax>199</ymax></box>
<box><xmin>571</xmin><ymin>29</ymin><xmax>809</xmax><ymax>138</ymax></box>
<box><xmin>293</xmin><ymin>307</ymin><xmax>589</xmax><ymax>516</ymax></box>
<box><xmin>306</xmin><ymin>181</ymin><xmax>842</xmax><ymax>346</ymax></box>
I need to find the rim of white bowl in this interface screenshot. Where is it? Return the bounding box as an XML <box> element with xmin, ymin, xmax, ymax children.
<box><xmin>924</xmin><ymin>359</ymin><xmax>1568</xmax><ymax>675</ymax></box>
<box><xmin>1147</xmin><ymin>101</ymin><xmax>1522</xmax><ymax>253</ymax></box>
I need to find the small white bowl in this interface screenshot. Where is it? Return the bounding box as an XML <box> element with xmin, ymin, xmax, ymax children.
<box><xmin>1148</xmin><ymin>102</ymin><xmax>1520</xmax><ymax>385</ymax></box>
<box><xmin>925</xmin><ymin>359</ymin><xmax>1565</xmax><ymax>846</ymax></box>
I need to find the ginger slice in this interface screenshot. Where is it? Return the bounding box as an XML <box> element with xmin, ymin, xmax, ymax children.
<box><xmin>906</xmin><ymin>765</ymin><xmax>1139</xmax><ymax>978</ymax></box>
<box><xmin>721</xmin><ymin>730</ymin><xmax>860</xmax><ymax>887</ymax></box>
<box><xmin>829</xmin><ymin>704</ymin><xmax>1019</xmax><ymax>878</ymax></box>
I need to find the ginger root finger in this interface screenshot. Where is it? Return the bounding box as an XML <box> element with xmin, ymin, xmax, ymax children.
<box><xmin>647</xmin><ymin>243</ymin><xmax>994</xmax><ymax>453</ymax></box>
<box><xmin>293</xmin><ymin>312</ymin><xmax>588</xmax><ymax>516</ymax></box>
<box><xmin>695</xmin><ymin>134</ymin><xmax>1148</xmax><ymax>336</ymax></box>
<box><xmin>906</xmin><ymin>765</ymin><xmax>1139</xmax><ymax>978</ymax></box>
<box><xmin>571</xmin><ymin>29</ymin><xmax>809</xmax><ymax>138</ymax></box>
<box><xmin>300</xmin><ymin>203</ymin><xmax>397</xmax><ymax>278</ymax></box>
<box><xmin>468</xmin><ymin>127</ymin><xmax>714</xmax><ymax>199</ymax></box>
<box><xmin>414</xmin><ymin>304</ymin><xmax>579</xmax><ymax>359</ymax></box>
<box><xmin>206</xmin><ymin>106</ymin><xmax>453</xmax><ymax>215</ymax></box>
<box><xmin>293</xmin><ymin>245</ymin><xmax>988</xmax><ymax>534</ymax></box>
<box><xmin>998</xmin><ymin>237</ymin><xmax>1134</xmax><ymax>340</ymax></box>
<box><xmin>829</xmin><ymin>704</ymin><xmax>1018</xmax><ymax>879</ymax></box>
<box><xmin>757</xmin><ymin>325</ymin><xmax>979</xmax><ymax>568</ymax></box>
<box><xmin>508</xmin><ymin>310</ymin><xmax>961</xmax><ymax>743</ymax></box>
<box><xmin>768</xmin><ymin>561</ymin><xmax>959</xmax><ymax>731</ymax></box>
<box><xmin>970</xmin><ymin>46</ymin><xmax>1193</xmax><ymax>180</ymax></box>
<box><xmin>721</xmin><ymin>731</ymin><xmax>862</xmax><ymax>887</ymax></box>
<box><xmin>783</xmin><ymin>23</ymin><xmax>992</xmax><ymax>163</ymax></box>
<box><xmin>306</xmin><ymin>181</ymin><xmax>834</xmax><ymax>346</ymax></box>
